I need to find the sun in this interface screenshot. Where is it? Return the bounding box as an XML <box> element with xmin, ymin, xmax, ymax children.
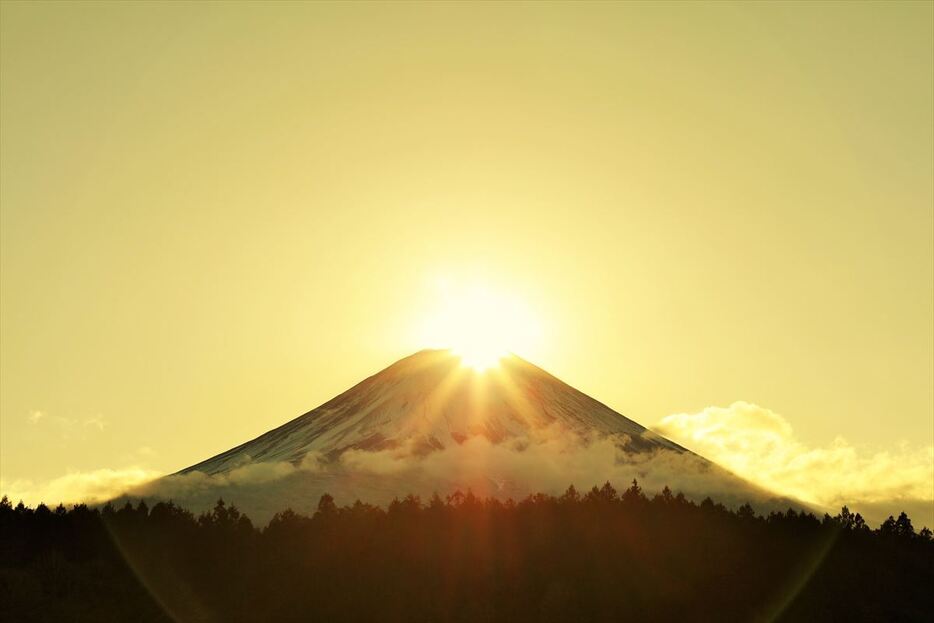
<box><xmin>418</xmin><ymin>281</ymin><xmax>542</xmax><ymax>371</ymax></box>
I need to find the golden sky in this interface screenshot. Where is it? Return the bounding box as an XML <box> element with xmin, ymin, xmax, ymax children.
<box><xmin>1</xmin><ymin>2</ymin><xmax>932</xmax><ymax>512</ymax></box>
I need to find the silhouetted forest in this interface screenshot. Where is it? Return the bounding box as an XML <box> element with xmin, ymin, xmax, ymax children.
<box><xmin>1</xmin><ymin>482</ymin><xmax>931</xmax><ymax>622</ymax></box>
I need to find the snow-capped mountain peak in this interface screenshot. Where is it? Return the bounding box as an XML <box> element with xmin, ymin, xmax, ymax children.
<box><xmin>180</xmin><ymin>349</ymin><xmax>684</xmax><ymax>476</ymax></box>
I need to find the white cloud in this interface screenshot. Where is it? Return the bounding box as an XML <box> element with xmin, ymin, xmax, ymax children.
<box><xmin>83</xmin><ymin>415</ymin><xmax>106</xmax><ymax>431</ymax></box>
<box><xmin>653</xmin><ymin>401</ymin><xmax>934</xmax><ymax>525</ymax></box>
<box><xmin>337</xmin><ymin>428</ymin><xmax>780</xmax><ymax>509</ymax></box>
<box><xmin>128</xmin><ymin>451</ymin><xmax>329</xmax><ymax>500</ymax></box>
<box><xmin>1</xmin><ymin>467</ymin><xmax>163</xmax><ymax>506</ymax></box>
<box><xmin>10</xmin><ymin>406</ymin><xmax>927</xmax><ymax>529</ymax></box>
<box><xmin>119</xmin><ymin>432</ymin><xmax>784</xmax><ymax>525</ymax></box>
<box><xmin>22</xmin><ymin>411</ymin><xmax>107</xmax><ymax>438</ymax></box>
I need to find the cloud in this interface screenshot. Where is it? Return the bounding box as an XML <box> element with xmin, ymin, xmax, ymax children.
<box><xmin>83</xmin><ymin>415</ymin><xmax>106</xmax><ymax>431</ymax></box>
<box><xmin>22</xmin><ymin>411</ymin><xmax>107</xmax><ymax>438</ymax></box>
<box><xmin>337</xmin><ymin>427</ymin><xmax>779</xmax><ymax>510</ymax></box>
<box><xmin>110</xmin><ymin>428</ymin><xmax>786</xmax><ymax>526</ymax></box>
<box><xmin>128</xmin><ymin>452</ymin><xmax>328</xmax><ymax>500</ymax></box>
<box><xmin>653</xmin><ymin>402</ymin><xmax>934</xmax><ymax>526</ymax></box>
<box><xmin>1</xmin><ymin>467</ymin><xmax>163</xmax><ymax>507</ymax></box>
<box><xmin>0</xmin><ymin>453</ymin><xmax>331</xmax><ymax>510</ymax></box>
<box><xmin>17</xmin><ymin>409</ymin><xmax>925</xmax><ymax>529</ymax></box>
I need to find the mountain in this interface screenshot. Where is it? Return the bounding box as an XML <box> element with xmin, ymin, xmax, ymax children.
<box><xmin>180</xmin><ymin>349</ymin><xmax>685</xmax><ymax>475</ymax></box>
<box><xmin>127</xmin><ymin>350</ymin><xmax>798</xmax><ymax>522</ymax></box>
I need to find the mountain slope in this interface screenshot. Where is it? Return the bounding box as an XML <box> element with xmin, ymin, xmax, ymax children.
<box><xmin>179</xmin><ymin>349</ymin><xmax>686</xmax><ymax>475</ymax></box>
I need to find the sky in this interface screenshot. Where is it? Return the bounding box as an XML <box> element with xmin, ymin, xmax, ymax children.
<box><xmin>1</xmin><ymin>2</ymin><xmax>932</xmax><ymax>518</ymax></box>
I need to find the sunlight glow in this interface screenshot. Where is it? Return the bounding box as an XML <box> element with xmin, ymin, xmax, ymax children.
<box><xmin>419</xmin><ymin>281</ymin><xmax>542</xmax><ymax>371</ymax></box>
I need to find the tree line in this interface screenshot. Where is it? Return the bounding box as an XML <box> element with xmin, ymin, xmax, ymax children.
<box><xmin>1</xmin><ymin>481</ymin><xmax>931</xmax><ymax>622</ymax></box>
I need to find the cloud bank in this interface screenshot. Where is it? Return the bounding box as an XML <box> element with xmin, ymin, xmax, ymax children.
<box><xmin>1</xmin><ymin>467</ymin><xmax>162</xmax><ymax>507</ymax></box>
<box><xmin>115</xmin><ymin>427</ymin><xmax>794</xmax><ymax>526</ymax></box>
<box><xmin>654</xmin><ymin>402</ymin><xmax>934</xmax><ymax>526</ymax></box>
<box><xmin>8</xmin><ymin>404</ymin><xmax>928</xmax><ymax>529</ymax></box>
<box><xmin>337</xmin><ymin>430</ymin><xmax>753</xmax><ymax>504</ymax></box>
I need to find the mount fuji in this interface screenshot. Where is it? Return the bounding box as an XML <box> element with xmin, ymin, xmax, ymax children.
<box><xmin>127</xmin><ymin>350</ymin><xmax>798</xmax><ymax>522</ymax></box>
